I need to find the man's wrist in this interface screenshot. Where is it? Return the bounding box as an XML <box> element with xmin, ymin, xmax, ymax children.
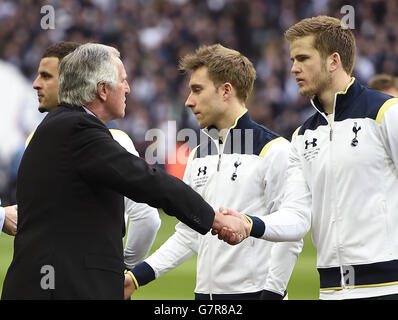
<box><xmin>240</xmin><ymin>213</ymin><xmax>253</xmax><ymax>232</ymax></box>
<box><xmin>124</xmin><ymin>270</ymin><xmax>139</xmax><ymax>289</ymax></box>
<box><xmin>245</xmin><ymin>215</ymin><xmax>266</xmax><ymax>238</ymax></box>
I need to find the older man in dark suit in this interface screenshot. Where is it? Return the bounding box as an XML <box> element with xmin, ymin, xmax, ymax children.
<box><xmin>1</xmin><ymin>43</ymin><xmax>249</xmax><ymax>300</ymax></box>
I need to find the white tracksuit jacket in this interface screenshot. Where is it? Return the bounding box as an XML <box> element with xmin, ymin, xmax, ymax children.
<box><xmin>258</xmin><ymin>78</ymin><xmax>398</xmax><ymax>299</ymax></box>
<box><xmin>140</xmin><ymin>111</ymin><xmax>303</xmax><ymax>298</ymax></box>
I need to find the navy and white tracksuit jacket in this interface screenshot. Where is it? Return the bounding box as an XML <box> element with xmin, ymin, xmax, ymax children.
<box><xmin>255</xmin><ymin>78</ymin><xmax>398</xmax><ymax>299</ymax></box>
<box><xmin>132</xmin><ymin>111</ymin><xmax>302</xmax><ymax>299</ymax></box>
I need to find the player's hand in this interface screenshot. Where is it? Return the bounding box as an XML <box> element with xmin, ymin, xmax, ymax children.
<box><xmin>124</xmin><ymin>272</ymin><xmax>137</xmax><ymax>300</ymax></box>
<box><xmin>3</xmin><ymin>205</ymin><xmax>18</xmax><ymax>236</ymax></box>
<box><xmin>211</xmin><ymin>207</ymin><xmax>250</xmax><ymax>245</ymax></box>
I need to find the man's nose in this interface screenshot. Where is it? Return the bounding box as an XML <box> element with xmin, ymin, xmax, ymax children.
<box><xmin>291</xmin><ymin>62</ymin><xmax>300</xmax><ymax>74</ymax></box>
<box><xmin>124</xmin><ymin>80</ymin><xmax>131</xmax><ymax>94</ymax></box>
<box><xmin>33</xmin><ymin>76</ymin><xmax>41</xmax><ymax>89</ymax></box>
<box><xmin>185</xmin><ymin>93</ymin><xmax>195</xmax><ymax>108</ymax></box>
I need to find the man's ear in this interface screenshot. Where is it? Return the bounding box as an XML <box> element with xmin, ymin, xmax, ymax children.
<box><xmin>97</xmin><ymin>81</ymin><xmax>108</xmax><ymax>101</ymax></box>
<box><xmin>328</xmin><ymin>52</ymin><xmax>341</xmax><ymax>73</ymax></box>
<box><xmin>222</xmin><ymin>82</ymin><xmax>233</xmax><ymax>101</ymax></box>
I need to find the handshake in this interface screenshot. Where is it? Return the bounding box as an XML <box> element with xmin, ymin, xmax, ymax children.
<box><xmin>211</xmin><ymin>207</ymin><xmax>251</xmax><ymax>245</ymax></box>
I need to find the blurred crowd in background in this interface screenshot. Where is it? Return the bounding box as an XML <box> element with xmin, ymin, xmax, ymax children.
<box><xmin>1</xmin><ymin>0</ymin><xmax>398</xmax><ymax>205</ymax></box>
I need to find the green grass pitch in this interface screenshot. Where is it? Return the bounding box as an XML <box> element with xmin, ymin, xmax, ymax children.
<box><xmin>0</xmin><ymin>212</ymin><xmax>319</xmax><ymax>299</ymax></box>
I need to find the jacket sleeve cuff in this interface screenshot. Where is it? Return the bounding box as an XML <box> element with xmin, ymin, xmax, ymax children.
<box><xmin>246</xmin><ymin>215</ymin><xmax>265</xmax><ymax>238</ymax></box>
<box><xmin>0</xmin><ymin>201</ymin><xmax>5</xmax><ymax>233</ymax></box>
<box><xmin>130</xmin><ymin>261</ymin><xmax>156</xmax><ymax>287</ymax></box>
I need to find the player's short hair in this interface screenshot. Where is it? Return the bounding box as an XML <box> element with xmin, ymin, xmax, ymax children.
<box><xmin>285</xmin><ymin>15</ymin><xmax>356</xmax><ymax>75</ymax></box>
<box><xmin>179</xmin><ymin>44</ymin><xmax>256</xmax><ymax>103</ymax></box>
<box><xmin>42</xmin><ymin>41</ymin><xmax>81</xmax><ymax>61</ymax></box>
<box><xmin>368</xmin><ymin>74</ymin><xmax>398</xmax><ymax>91</ymax></box>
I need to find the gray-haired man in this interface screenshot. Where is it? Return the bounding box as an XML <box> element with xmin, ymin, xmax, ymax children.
<box><xmin>29</xmin><ymin>41</ymin><xmax>162</xmax><ymax>277</ymax></box>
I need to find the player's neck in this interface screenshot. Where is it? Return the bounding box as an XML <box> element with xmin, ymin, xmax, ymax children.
<box><xmin>317</xmin><ymin>73</ymin><xmax>352</xmax><ymax>114</ymax></box>
<box><xmin>216</xmin><ymin>104</ymin><xmax>247</xmax><ymax>136</ymax></box>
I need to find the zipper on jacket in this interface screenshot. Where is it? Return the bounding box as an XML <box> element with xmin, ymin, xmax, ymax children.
<box><xmin>201</xmin><ymin>128</ymin><xmax>230</xmax><ymax>299</ymax></box>
<box><xmin>217</xmin><ymin>137</ymin><xmax>223</xmax><ymax>171</ymax></box>
<box><xmin>217</xmin><ymin>154</ymin><xmax>222</xmax><ymax>171</ymax></box>
<box><xmin>330</xmin><ymin>132</ymin><xmax>345</xmax><ymax>289</ymax></box>
<box><xmin>328</xmin><ymin>98</ymin><xmax>346</xmax><ymax>289</ymax></box>
<box><xmin>211</xmin><ymin>137</ymin><xmax>225</xmax><ymax>298</ymax></box>
<box><xmin>340</xmin><ymin>266</ymin><xmax>346</xmax><ymax>289</ymax></box>
<box><xmin>327</xmin><ymin>112</ymin><xmax>334</xmax><ymax>141</ymax></box>
<box><xmin>328</xmin><ymin>93</ymin><xmax>338</xmax><ymax>140</ymax></box>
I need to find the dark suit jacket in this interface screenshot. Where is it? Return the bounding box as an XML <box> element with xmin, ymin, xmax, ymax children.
<box><xmin>1</xmin><ymin>103</ymin><xmax>215</xmax><ymax>300</ymax></box>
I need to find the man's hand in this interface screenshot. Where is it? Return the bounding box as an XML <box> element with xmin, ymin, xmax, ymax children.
<box><xmin>211</xmin><ymin>207</ymin><xmax>250</xmax><ymax>245</ymax></box>
<box><xmin>3</xmin><ymin>205</ymin><xmax>17</xmax><ymax>236</ymax></box>
<box><xmin>124</xmin><ymin>272</ymin><xmax>137</xmax><ymax>300</ymax></box>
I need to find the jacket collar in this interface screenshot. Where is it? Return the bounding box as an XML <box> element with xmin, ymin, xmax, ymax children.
<box><xmin>58</xmin><ymin>102</ymin><xmax>109</xmax><ymax>128</ymax></box>
<box><xmin>58</xmin><ymin>102</ymin><xmax>86</xmax><ymax>113</ymax></box>
<box><xmin>203</xmin><ymin>110</ymin><xmax>250</xmax><ymax>141</ymax></box>
<box><xmin>311</xmin><ymin>77</ymin><xmax>359</xmax><ymax>116</ymax></box>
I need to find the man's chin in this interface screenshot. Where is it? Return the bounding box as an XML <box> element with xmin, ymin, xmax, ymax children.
<box><xmin>198</xmin><ymin>122</ymin><xmax>208</xmax><ymax>129</ymax></box>
<box><xmin>299</xmin><ymin>87</ymin><xmax>314</xmax><ymax>97</ymax></box>
<box><xmin>38</xmin><ymin>106</ymin><xmax>48</xmax><ymax>113</ymax></box>
<box><xmin>38</xmin><ymin>104</ymin><xmax>58</xmax><ymax>113</ymax></box>
<box><xmin>118</xmin><ymin>110</ymin><xmax>125</xmax><ymax>119</ymax></box>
